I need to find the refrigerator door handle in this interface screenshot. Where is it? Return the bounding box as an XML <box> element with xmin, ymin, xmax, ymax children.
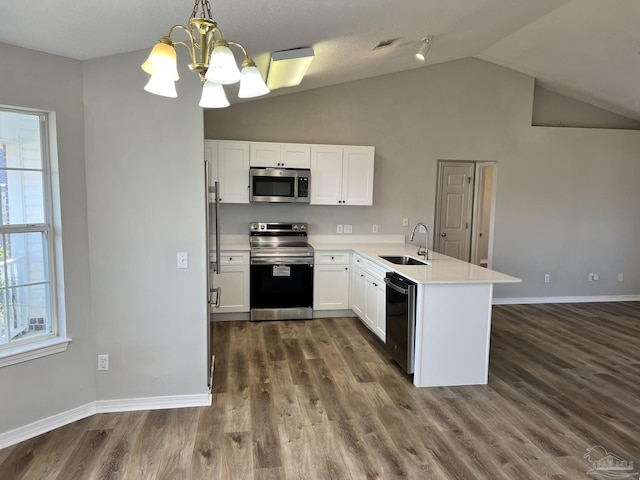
<box><xmin>214</xmin><ymin>181</ymin><xmax>221</xmax><ymax>275</ymax></box>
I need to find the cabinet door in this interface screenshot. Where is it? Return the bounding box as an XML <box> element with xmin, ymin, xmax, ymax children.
<box><xmin>314</xmin><ymin>263</ymin><xmax>350</xmax><ymax>310</ymax></box>
<box><xmin>342</xmin><ymin>146</ymin><xmax>375</xmax><ymax>206</ymax></box>
<box><xmin>281</xmin><ymin>143</ymin><xmax>311</xmax><ymax>169</ymax></box>
<box><xmin>212</xmin><ymin>265</ymin><xmax>250</xmax><ymax>313</ymax></box>
<box><xmin>250</xmin><ymin>142</ymin><xmax>281</xmax><ymax>167</ymax></box>
<box><xmin>374</xmin><ymin>282</ymin><xmax>386</xmax><ymax>341</ymax></box>
<box><xmin>350</xmin><ymin>266</ymin><xmax>366</xmax><ymax>318</ymax></box>
<box><xmin>310</xmin><ymin>146</ymin><xmax>343</xmax><ymax>205</ymax></box>
<box><xmin>363</xmin><ymin>275</ymin><xmax>379</xmax><ymax>331</ymax></box>
<box><xmin>218</xmin><ymin>142</ymin><xmax>250</xmax><ymax>203</ymax></box>
<box><xmin>204</xmin><ymin>140</ymin><xmax>218</xmax><ymax>203</ymax></box>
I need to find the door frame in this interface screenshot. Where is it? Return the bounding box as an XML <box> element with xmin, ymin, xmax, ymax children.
<box><xmin>433</xmin><ymin>160</ymin><xmax>497</xmax><ymax>267</ymax></box>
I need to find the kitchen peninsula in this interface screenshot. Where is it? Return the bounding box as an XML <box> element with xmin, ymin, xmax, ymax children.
<box><xmin>311</xmin><ymin>238</ymin><xmax>521</xmax><ymax>388</ymax></box>
<box><xmin>211</xmin><ymin>235</ymin><xmax>521</xmax><ymax>388</ymax></box>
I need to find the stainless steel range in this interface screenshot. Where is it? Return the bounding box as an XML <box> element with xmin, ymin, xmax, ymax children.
<box><xmin>250</xmin><ymin>222</ymin><xmax>314</xmax><ymax>321</ymax></box>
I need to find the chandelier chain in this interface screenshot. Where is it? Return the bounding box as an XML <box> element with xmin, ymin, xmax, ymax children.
<box><xmin>191</xmin><ymin>0</ymin><xmax>214</xmax><ymax>20</ymax></box>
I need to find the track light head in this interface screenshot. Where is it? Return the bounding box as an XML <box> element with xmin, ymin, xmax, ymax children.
<box><xmin>416</xmin><ymin>36</ymin><xmax>433</xmax><ymax>61</ymax></box>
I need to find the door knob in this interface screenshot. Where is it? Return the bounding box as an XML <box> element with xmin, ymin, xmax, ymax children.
<box><xmin>441</xmin><ymin>233</ymin><xmax>447</xmax><ymax>237</ymax></box>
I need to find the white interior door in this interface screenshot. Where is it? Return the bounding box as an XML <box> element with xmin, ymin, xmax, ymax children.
<box><xmin>434</xmin><ymin>162</ymin><xmax>474</xmax><ymax>261</ymax></box>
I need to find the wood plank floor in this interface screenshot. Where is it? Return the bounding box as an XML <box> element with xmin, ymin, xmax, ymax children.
<box><xmin>2</xmin><ymin>302</ymin><xmax>640</xmax><ymax>479</ymax></box>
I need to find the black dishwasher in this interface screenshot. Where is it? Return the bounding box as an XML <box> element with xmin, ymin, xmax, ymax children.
<box><xmin>384</xmin><ymin>272</ymin><xmax>417</xmax><ymax>374</ymax></box>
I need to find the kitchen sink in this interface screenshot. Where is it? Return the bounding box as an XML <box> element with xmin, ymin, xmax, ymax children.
<box><xmin>379</xmin><ymin>255</ymin><xmax>429</xmax><ymax>266</ymax></box>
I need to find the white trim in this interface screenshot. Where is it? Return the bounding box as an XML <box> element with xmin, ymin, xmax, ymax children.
<box><xmin>0</xmin><ymin>337</ymin><xmax>71</xmax><ymax>368</ymax></box>
<box><xmin>95</xmin><ymin>393</ymin><xmax>211</xmax><ymax>414</ymax></box>
<box><xmin>0</xmin><ymin>402</ymin><xmax>95</xmax><ymax>450</ymax></box>
<box><xmin>493</xmin><ymin>295</ymin><xmax>640</xmax><ymax>305</ymax></box>
<box><xmin>0</xmin><ymin>393</ymin><xmax>211</xmax><ymax>449</ymax></box>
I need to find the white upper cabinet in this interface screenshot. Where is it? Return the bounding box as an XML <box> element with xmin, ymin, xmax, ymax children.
<box><xmin>207</xmin><ymin>139</ymin><xmax>372</xmax><ymax>205</ymax></box>
<box><xmin>310</xmin><ymin>146</ymin><xmax>344</xmax><ymax>205</ymax></box>
<box><xmin>281</xmin><ymin>144</ymin><xmax>311</xmax><ymax>169</ymax></box>
<box><xmin>250</xmin><ymin>142</ymin><xmax>311</xmax><ymax>169</ymax></box>
<box><xmin>343</xmin><ymin>146</ymin><xmax>375</xmax><ymax>205</ymax></box>
<box><xmin>310</xmin><ymin>145</ymin><xmax>374</xmax><ymax>206</ymax></box>
<box><xmin>206</xmin><ymin>140</ymin><xmax>250</xmax><ymax>204</ymax></box>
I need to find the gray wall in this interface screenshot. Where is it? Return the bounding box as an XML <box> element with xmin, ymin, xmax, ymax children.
<box><xmin>533</xmin><ymin>86</ymin><xmax>640</xmax><ymax>129</ymax></box>
<box><xmin>0</xmin><ymin>44</ymin><xmax>95</xmax><ymax>433</ymax></box>
<box><xmin>83</xmin><ymin>50</ymin><xmax>208</xmax><ymax>399</ymax></box>
<box><xmin>205</xmin><ymin>58</ymin><xmax>640</xmax><ymax>299</ymax></box>
<box><xmin>1</xmin><ymin>42</ymin><xmax>209</xmax><ymax>437</ymax></box>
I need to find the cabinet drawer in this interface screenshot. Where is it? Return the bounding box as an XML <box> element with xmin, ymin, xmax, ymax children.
<box><xmin>212</xmin><ymin>251</ymin><xmax>249</xmax><ymax>266</ymax></box>
<box><xmin>352</xmin><ymin>253</ymin><xmax>366</xmax><ymax>269</ymax></box>
<box><xmin>365</xmin><ymin>260</ymin><xmax>388</xmax><ymax>282</ymax></box>
<box><xmin>315</xmin><ymin>251</ymin><xmax>350</xmax><ymax>264</ymax></box>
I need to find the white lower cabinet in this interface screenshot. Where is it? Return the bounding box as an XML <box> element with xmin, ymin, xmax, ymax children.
<box><xmin>211</xmin><ymin>251</ymin><xmax>250</xmax><ymax>313</ymax></box>
<box><xmin>350</xmin><ymin>253</ymin><xmax>387</xmax><ymax>341</ymax></box>
<box><xmin>313</xmin><ymin>251</ymin><xmax>350</xmax><ymax>310</ymax></box>
<box><xmin>351</xmin><ymin>263</ymin><xmax>366</xmax><ymax>319</ymax></box>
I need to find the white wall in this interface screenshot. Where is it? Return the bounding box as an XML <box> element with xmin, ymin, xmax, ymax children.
<box><xmin>204</xmin><ymin>58</ymin><xmax>640</xmax><ymax>300</ymax></box>
<box><xmin>0</xmin><ymin>43</ymin><xmax>95</xmax><ymax>433</ymax></box>
<box><xmin>83</xmin><ymin>50</ymin><xmax>208</xmax><ymax>399</ymax></box>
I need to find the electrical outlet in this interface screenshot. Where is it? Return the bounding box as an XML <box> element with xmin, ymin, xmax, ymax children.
<box><xmin>344</xmin><ymin>224</ymin><xmax>353</xmax><ymax>234</ymax></box>
<box><xmin>373</xmin><ymin>224</ymin><xmax>379</xmax><ymax>233</ymax></box>
<box><xmin>336</xmin><ymin>224</ymin><xmax>343</xmax><ymax>234</ymax></box>
<box><xmin>98</xmin><ymin>354</ymin><xmax>109</xmax><ymax>371</ymax></box>
<box><xmin>618</xmin><ymin>273</ymin><xmax>624</xmax><ymax>281</ymax></box>
<box><xmin>588</xmin><ymin>273</ymin><xmax>594</xmax><ymax>281</ymax></box>
<box><xmin>593</xmin><ymin>274</ymin><xmax>599</xmax><ymax>281</ymax></box>
<box><xmin>177</xmin><ymin>252</ymin><xmax>189</xmax><ymax>269</ymax></box>
<box><xmin>544</xmin><ymin>274</ymin><xmax>550</xmax><ymax>283</ymax></box>
<box><xmin>402</xmin><ymin>218</ymin><xmax>409</xmax><ymax>227</ymax></box>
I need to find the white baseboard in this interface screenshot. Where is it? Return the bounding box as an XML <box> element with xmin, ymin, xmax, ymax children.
<box><xmin>493</xmin><ymin>294</ymin><xmax>640</xmax><ymax>305</ymax></box>
<box><xmin>0</xmin><ymin>393</ymin><xmax>211</xmax><ymax>449</ymax></box>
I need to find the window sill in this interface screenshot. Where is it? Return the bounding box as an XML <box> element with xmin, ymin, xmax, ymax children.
<box><xmin>0</xmin><ymin>337</ymin><xmax>72</xmax><ymax>368</ymax></box>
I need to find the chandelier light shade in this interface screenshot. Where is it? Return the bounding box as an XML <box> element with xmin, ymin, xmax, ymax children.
<box><xmin>416</xmin><ymin>36</ymin><xmax>433</xmax><ymax>61</ymax></box>
<box><xmin>238</xmin><ymin>60</ymin><xmax>271</xmax><ymax>98</ymax></box>
<box><xmin>144</xmin><ymin>75</ymin><xmax>178</xmax><ymax>98</ymax></box>
<box><xmin>141</xmin><ymin>0</ymin><xmax>269</xmax><ymax>108</ymax></box>
<box><xmin>199</xmin><ymin>81</ymin><xmax>230</xmax><ymax>108</ymax></box>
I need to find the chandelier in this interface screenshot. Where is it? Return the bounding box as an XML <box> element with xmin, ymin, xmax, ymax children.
<box><xmin>141</xmin><ymin>0</ymin><xmax>270</xmax><ymax>108</ymax></box>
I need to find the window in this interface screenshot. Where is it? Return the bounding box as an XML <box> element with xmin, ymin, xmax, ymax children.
<box><xmin>0</xmin><ymin>106</ymin><xmax>68</xmax><ymax>366</ymax></box>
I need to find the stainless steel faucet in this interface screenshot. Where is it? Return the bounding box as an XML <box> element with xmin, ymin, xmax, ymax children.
<box><xmin>409</xmin><ymin>222</ymin><xmax>429</xmax><ymax>260</ymax></box>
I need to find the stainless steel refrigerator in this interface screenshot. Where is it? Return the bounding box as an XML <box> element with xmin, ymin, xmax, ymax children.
<box><xmin>205</xmin><ymin>160</ymin><xmax>221</xmax><ymax>388</ymax></box>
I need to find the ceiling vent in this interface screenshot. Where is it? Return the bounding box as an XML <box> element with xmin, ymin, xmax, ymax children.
<box><xmin>373</xmin><ymin>38</ymin><xmax>399</xmax><ymax>50</ymax></box>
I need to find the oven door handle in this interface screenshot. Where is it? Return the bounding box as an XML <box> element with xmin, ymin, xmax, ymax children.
<box><xmin>250</xmin><ymin>258</ymin><xmax>313</xmax><ymax>265</ymax></box>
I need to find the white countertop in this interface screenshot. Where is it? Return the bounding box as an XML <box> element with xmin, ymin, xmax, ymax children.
<box><xmin>311</xmin><ymin>241</ymin><xmax>521</xmax><ymax>285</ymax></box>
<box><xmin>210</xmin><ymin>234</ymin><xmax>521</xmax><ymax>285</ymax></box>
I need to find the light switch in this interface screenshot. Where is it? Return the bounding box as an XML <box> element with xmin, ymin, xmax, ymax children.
<box><xmin>177</xmin><ymin>252</ymin><xmax>189</xmax><ymax>269</ymax></box>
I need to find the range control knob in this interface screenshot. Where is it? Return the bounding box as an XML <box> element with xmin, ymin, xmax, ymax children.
<box><xmin>299</xmin><ymin>224</ymin><xmax>306</xmax><ymax>230</ymax></box>
<box><xmin>293</xmin><ymin>224</ymin><xmax>299</xmax><ymax>231</ymax></box>
<box><xmin>259</xmin><ymin>224</ymin><xmax>266</xmax><ymax>230</ymax></box>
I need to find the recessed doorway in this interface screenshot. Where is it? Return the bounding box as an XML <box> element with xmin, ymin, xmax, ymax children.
<box><xmin>433</xmin><ymin>160</ymin><xmax>497</xmax><ymax>267</ymax></box>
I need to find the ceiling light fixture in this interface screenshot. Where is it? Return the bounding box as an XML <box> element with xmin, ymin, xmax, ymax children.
<box><xmin>141</xmin><ymin>0</ymin><xmax>269</xmax><ymax>108</ymax></box>
<box><xmin>266</xmin><ymin>47</ymin><xmax>315</xmax><ymax>90</ymax></box>
<box><xmin>416</xmin><ymin>36</ymin><xmax>433</xmax><ymax>61</ymax></box>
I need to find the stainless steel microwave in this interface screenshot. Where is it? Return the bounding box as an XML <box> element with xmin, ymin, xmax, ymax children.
<box><xmin>249</xmin><ymin>168</ymin><xmax>310</xmax><ymax>203</ymax></box>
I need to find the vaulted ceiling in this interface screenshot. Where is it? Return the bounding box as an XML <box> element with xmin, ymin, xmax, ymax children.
<box><xmin>1</xmin><ymin>0</ymin><xmax>638</xmax><ymax>119</ymax></box>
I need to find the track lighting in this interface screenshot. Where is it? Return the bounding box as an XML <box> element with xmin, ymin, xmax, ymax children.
<box><xmin>416</xmin><ymin>36</ymin><xmax>433</xmax><ymax>61</ymax></box>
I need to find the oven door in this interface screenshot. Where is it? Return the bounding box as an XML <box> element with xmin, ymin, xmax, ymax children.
<box><xmin>250</xmin><ymin>257</ymin><xmax>313</xmax><ymax>321</ymax></box>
